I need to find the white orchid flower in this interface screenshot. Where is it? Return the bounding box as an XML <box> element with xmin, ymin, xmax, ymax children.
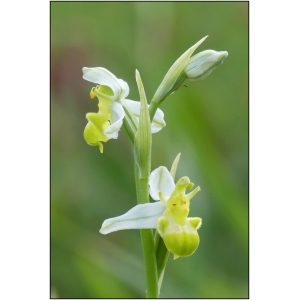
<box><xmin>82</xmin><ymin>67</ymin><xmax>166</xmax><ymax>153</ymax></box>
<box><xmin>100</xmin><ymin>154</ymin><xmax>202</xmax><ymax>259</ymax></box>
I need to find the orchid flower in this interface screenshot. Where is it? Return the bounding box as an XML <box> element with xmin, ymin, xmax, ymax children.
<box><xmin>82</xmin><ymin>67</ymin><xmax>166</xmax><ymax>152</ymax></box>
<box><xmin>100</xmin><ymin>154</ymin><xmax>202</xmax><ymax>259</ymax></box>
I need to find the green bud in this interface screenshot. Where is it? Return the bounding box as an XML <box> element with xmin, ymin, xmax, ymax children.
<box><xmin>151</xmin><ymin>36</ymin><xmax>208</xmax><ymax>105</ymax></box>
<box><xmin>184</xmin><ymin>50</ymin><xmax>228</xmax><ymax>81</ymax></box>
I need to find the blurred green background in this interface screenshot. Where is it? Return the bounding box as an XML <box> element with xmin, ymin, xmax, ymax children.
<box><xmin>51</xmin><ymin>2</ymin><xmax>248</xmax><ymax>298</ymax></box>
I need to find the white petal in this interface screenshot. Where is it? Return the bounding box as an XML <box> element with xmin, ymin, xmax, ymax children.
<box><xmin>149</xmin><ymin>166</ymin><xmax>175</xmax><ymax>201</ymax></box>
<box><xmin>104</xmin><ymin>102</ymin><xmax>125</xmax><ymax>139</ymax></box>
<box><xmin>100</xmin><ymin>201</ymin><xmax>166</xmax><ymax>234</ymax></box>
<box><xmin>82</xmin><ymin>67</ymin><xmax>129</xmax><ymax>101</ymax></box>
<box><xmin>121</xmin><ymin>99</ymin><xmax>166</xmax><ymax>133</ymax></box>
<box><xmin>118</xmin><ymin>79</ymin><xmax>130</xmax><ymax>100</ymax></box>
<box><xmin>150</xmin><ymin>107</ymin><xmax>166</xmax><ymax>133</ymax></box>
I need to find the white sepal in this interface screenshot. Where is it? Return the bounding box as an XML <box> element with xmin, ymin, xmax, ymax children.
<box><xmin>121</xmin><ymin>99</ymin><xmax>166</xmax><ymax>133</ymax></box>
<box><xmin>103</xmin><ymin>102</ymin><xmax>125</xmax><ymax>139</ymax></box>
<box><xmin>150</xmin><ymin>107</ymin><xmax>166</xmax><ymax>133</ymax></box>
<box><xmin>149</xmin><ymin>166</ymin><xmax>175</xmax><ymax>201</ymax></box>
<box><xmin>100</xmin><ymin>201</ymin><xmax>166</xmax><ymax>234</ymax></box>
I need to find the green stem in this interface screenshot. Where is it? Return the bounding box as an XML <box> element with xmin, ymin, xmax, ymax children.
<box><xmin>149</xmin><ymin>73</ymin><xmax>187</xmax><ymax>121</ymax></box>
<box><xmin>122</xmin><ymin>102</ymin><xmax>158</xmax><ymax>297</ymax></box>
<box><xmin>149</xmin><ymin>101</ymin><xmax>160</xmax><ymax>122</ymax></box>
<box><xmin>134</xmin><ymin>163</ymin><xmax>158</xmax><ymax>298</ymax></box>
<box><xmin>123</xmin><ymin>104</ymin><xmax>138</xmax><ymax>132</ymax></box>
<box><xmin>122</xmin><ymin>112</ymin><xmax>137</xmax><ymax>144</ymax></box>
<box><xmin>154</xmin><ymin>231</ymin><xmax>170</xmax><ymax>293</ymax></box>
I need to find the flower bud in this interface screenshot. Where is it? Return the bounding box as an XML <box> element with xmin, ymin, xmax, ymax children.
<box><xmin>151</xmin><ymin>36</ymin><xmax>208</xmax><ymax>105</ymax></box>
<box><xmin>184</xmin><ymin>50</ymin><xmax>228</xmax><ymax>81</ymax></box>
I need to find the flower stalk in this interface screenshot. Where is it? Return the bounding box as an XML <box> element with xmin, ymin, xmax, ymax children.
<box><xmin>134</xmin><ymin>70</ymin><xmax>158</xmax><ymax>297</ymax></box>
<box><xmin>135</xmin><ymin>163</ymin><xmax>158</xmax><ymax>298</ymax></box>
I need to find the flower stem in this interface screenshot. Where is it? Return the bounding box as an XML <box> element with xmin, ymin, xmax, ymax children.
<box><xmin>134</xmin><ymin>162</ymin><xmax>158</xmax><ymax>298</ymax></box>
<box><xmin>122</xmin><ymin>103</ymin><xmax>158</xmax><ymax>297</ymax></box>
<box><xmin>149</xmin><ymin>72</ymin><xmax>187</xmax><ymax>121</ymax></box>
<box><xmin>154</xmin><ymin>231</ymin><xmax>170</xmax><ymax>293</ymax></box>
<box><xmin>149</xmin><ymin>101</ymin><xmax>160</xmax><ymax>122</ymax></box>
<box><xmin>123</xmin><ymin>112</ymin><xmax>137</xmax><ymax>144</ymax></box>
<box><xmin>149</xmin><ymin>97</ymin><xmax>172</xmax><ymax>295</ymax></box>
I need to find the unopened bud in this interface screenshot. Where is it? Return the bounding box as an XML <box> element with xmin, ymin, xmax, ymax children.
<box><xmin>185</xmin><ymin>50</ymin><xmax>228</xmax><ymax>81</ymax></box>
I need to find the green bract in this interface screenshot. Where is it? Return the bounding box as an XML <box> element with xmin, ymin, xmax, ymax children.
<box><xmin>134</xmin><ymin>70</ymin><xmax>152</xmax><ymax>179</ymax></box>
<box><xmin>100</xmin><ymin>154</ymin><xmax>202</xmax><ymax>259</ymax></box>
<box><xmin>82</xmin><ymin>67</ymin><xmax>166</xmax><ymax>152</ymax></box>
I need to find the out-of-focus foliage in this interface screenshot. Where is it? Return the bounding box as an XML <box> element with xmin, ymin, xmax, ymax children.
<box><xmin>51</xmin><ymin>2</ymin><xmax>248</xmax><ymax>298</ymax></box>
